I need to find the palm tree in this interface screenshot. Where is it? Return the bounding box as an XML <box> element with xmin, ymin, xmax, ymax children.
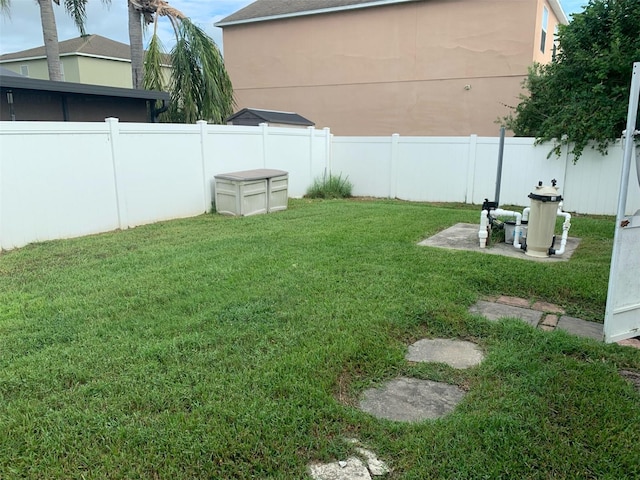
<box><xmin>127</xmin><ymin>0</ymin><xmax>153</xmax><ymax>89</ymax></box>
<box><xmin>1</xmin><ymin>0</ymin><xmax>107</xmax><ymax>82</ymax></box>
<box><xmin>128</xmin><ymin>0</ymin><xmax>234</xmax><ymax>123</ymax></box>
<box><xmin>37</xmin><ymin>0</ymin><xmax>63</xmax><ymax>81</ymax></box>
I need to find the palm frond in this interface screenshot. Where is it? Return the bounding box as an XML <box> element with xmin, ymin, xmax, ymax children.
<box><xmin>143</xmin><ymin>33</ymin><xmax>166</xmax><ymax>92</ymax></box>
<box><xmin>0</xmin><ymin>0</ymin><xmax>11</xmax><ymax>16</ymax></box>
<box><xmin>62</xmin><ymin>0</ymin><xmax>87</xmax><ymax>36</ymax></box>
<box><xmin>166</xmin><ymin>18</ymin><xmax>234</xmax><ymax>123</ymax></box>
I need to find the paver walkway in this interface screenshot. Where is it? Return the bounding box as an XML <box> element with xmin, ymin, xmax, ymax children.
<box><xmin>469</xmin><ymin>295</ymin><xmax>604</xmax><ymax>341</ymax></box>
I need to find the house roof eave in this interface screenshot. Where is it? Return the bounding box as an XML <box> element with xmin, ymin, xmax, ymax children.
<box><xmin>216</xmin><ymin>0</ymin><xmax>420</xmax><ymax>27</ymax></box>
<box><xmin>547</xmin><ymin>0</ymin><xmax>568</xmax><ymax>25</ymax></box>
<box><xmin>0</xmin><ymin>74</ymin><xmax>170</xmax><ymax>101</ymax></box>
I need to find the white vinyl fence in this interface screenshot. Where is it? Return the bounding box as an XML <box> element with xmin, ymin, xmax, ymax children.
<box><xmin>332</xmin><ymin>134</ymin><xmax>640</xmax><ymax>215</ymax></box>
<box><xmin>1</xmin><ymin>119</ymin><xmax>638</xmax><ymax>251</ymax></box>
<box><xmin>0</xmin><ymin>119</ymin><xmax>331</xmax><ymax>250</ymax></box>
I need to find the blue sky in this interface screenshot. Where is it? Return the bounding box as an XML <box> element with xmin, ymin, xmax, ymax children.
<box><xmin>0</xmin><ymin>0</ymin><xmax>589</xmax><ymax>56</ymax></box>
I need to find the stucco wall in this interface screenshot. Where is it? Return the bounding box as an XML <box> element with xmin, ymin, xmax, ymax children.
<box><xmin>0</xmin><ymin>55</ymin><xmax>169</xmax><ymax>89</ymax></box>
<box><xmin>76</xmin><ymin>56</ymin><xmax>133</xmax><ymax>88</ymax></box>
<box><xmin>1</xmin><ymin>59</ymin><xmax>50</xmax><ymax>80</ymax></box>
<box><xmin>532</xmin><ymin>0</ymin><xmax>562</xmax><ymax>64</ymax></box>
<box><xmin>222</xmin><ymin>0</ymin><xmax>561</xmax><ymax>136</ymax></box>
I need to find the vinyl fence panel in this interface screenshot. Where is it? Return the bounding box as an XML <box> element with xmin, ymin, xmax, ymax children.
<box><xmin>0</xmin><ymin>122</ymin><xmax>119</xmax><ymax>250</ymax></box>
<box><xmin>1</xmin><ymin>119</ymin><xmax>637</xmax><ymax>251</ymax></box>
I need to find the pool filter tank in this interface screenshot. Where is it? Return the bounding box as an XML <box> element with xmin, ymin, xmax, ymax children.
<box><xmin>525</xmin><ymin>180</ymin><xmax>562</xmax><ymax>257</ymax></box>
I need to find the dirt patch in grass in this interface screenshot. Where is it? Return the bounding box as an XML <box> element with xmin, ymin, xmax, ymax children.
<box><xmin>619</xmin><ymin>369</ymin><xmax>640</xmax><ymax>393</ymax></box>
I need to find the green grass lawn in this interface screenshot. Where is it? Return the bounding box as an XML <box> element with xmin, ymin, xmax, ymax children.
<box><xmin>1</xmin><ymin>199</ymin><xmax>638</xmax><ymax>479</ymax></box>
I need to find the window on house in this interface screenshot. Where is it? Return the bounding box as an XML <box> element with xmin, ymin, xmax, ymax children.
<box><xmin>540</xmin><ymin>6</ymin><xmax>549</xmax><ymax>53</ymax></box>
<box><xmin>59</xmin><ymin>62</ymin><xmax>65</xmax><ymax>81</ymax></box>
<box><xmin>20</xmin><ymin>65</ymin><xmax>29</xmax><ymax>76</ymax></box>
<box><xmin>552</xmin><ymin>25</ymin><xmax>559</xmax><ymax>60</ymax></box>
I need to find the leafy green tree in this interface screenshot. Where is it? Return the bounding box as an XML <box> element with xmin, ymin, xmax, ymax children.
<box><xmin>129</xmin><ymin>0</ymin><xmax>234</xmax><ymax>124</ymax></box>
<box><xmin>503</xmin><ymin>0</ymin><xmax>640</xmax><ymax>161</ymax></box>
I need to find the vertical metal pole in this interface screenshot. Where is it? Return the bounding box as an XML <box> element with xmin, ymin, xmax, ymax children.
<box><xmin>494</xmin><ymin>126</ymin><xmax>506</xmax><ymax>205</ymax></box>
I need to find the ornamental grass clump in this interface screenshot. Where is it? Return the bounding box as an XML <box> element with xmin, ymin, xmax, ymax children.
<box><xmin>305</xmin><ymin>173</ymin><xmax>353</xmax><ymax>199</ymax></box>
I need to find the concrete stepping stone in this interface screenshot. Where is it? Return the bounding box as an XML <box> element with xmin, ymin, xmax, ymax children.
<box><xmin>406</xmin><ymin>338</ymin><xmax>484</xmax><ymax>368</ymax></box>
<box><xmin>556</xmin><ymin>315</ymin><xmax>603</xmax><ymax>341</ymax></box>
<box><xmin>469</xmin><ymin>300</ymin><xmax>542</xmax><ymax>326</ymax></box>
<box><xmin>309</xmin><ymin>457</ymin><xmax>372</xmax><ymax>480</ymax></box>
<box><xmin>359</xmin><ymin>377</ymin><xmax>466</xmax><ymax>422</ymax></box>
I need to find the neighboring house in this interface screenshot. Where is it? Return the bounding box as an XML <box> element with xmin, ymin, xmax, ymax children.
<box><xmin>0</xmin><ymin>34</ymin><xmax>171</xmax><ymax>89</ymax></box>
<box><xmin>226</xmin><ymin>108</ymin><xmax>315</xmax><ymax>127</ymax></box>
<box><xmin>216</xmin><ymin>0</ymin><xmax>567</xmax><ymax>136</ymax></box>
<box><xmin>0</xmin><ymin>68</ymin><xmax>169</xmax><ymax>122</ymax></box>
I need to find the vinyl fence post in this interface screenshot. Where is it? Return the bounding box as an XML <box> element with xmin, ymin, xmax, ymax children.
<box><xmin>308</xmin><ymin>126</ymin><xmax>315</xmax><ymax>184</ymax></box>
<box><xmin>261</xmin><ymin>122</ymin><xmax>269</xmax><ymax>168</ymax></box>
<box><xmin>390</xmin><ymin>133</ymin><xmax>399</xmax><ymax>199</ymax></box>
<box><xmin>106</xmin><ymin>117</ymin><xmax>128</xmax><ymax>229</ymax></box>
<box><xmin>324</xmin><ymin>128</ymin><xmax>332</xmax><ymax>176</ymax></box>
<box><xmin>197</xmin><ymin>120</ymin><xmax>209</xmax><ymax>212</ymax></box>
<box><xmin>465</xmin><ymin>134</ymin><xmax>478</xmax><ymax>205</ymax></box>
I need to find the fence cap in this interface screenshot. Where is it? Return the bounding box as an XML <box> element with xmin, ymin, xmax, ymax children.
<box><xmin>215</xmin><ymin>169</ymin><xmax>288</xmax><ymax>181</ymax></box>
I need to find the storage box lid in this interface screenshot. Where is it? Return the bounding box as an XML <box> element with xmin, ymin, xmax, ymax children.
<box><xmin>215</xmin><ymin>169</ymin><xmax>288</xmax><ymax>181</ymax></box>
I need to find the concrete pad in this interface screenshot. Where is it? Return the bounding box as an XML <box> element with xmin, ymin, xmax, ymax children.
<box><xmin>406</xmin><ymin>338</ymin><xmax>484</xmax><ymax>369</ymax></box>
<box><xmin>556</xmin><ymin>316</ymin><xmax>604</xmax><ymax>341</ymax></box>
<box><xmin>309</xmin><ymin>457</ymin><xmax>371</xmax><ymax>480</ymax></box>
<box><xmin>469</xmin><ymin>300</ymin><xmax>542</xmax><ymax>326</ymax></box>
<box><xmin>359</xmin><ymin>377</ymin><xmax>466</xmax><ymax>422</ymax></box>
<box><xmin>418</xmin><ymin>223</ymin><xmax>580</xmax><ymax>262</ymax></box>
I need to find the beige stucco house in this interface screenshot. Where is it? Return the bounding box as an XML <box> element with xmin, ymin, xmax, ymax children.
<box><xmin>217</xmin><ymin>0</ymin><xmax>567</xmax><ymax>136</ymax></box>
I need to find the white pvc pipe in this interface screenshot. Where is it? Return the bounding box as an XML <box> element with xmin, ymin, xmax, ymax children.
<box><xmin>522</xmin><ymin>207</ymin><xmax>530</xmax><ymax>222</ymax></box>
<box><xmin>492</xmin><ymin>209</ymin><xmax>524</xmax><ymax>249</ymax></box>
<box><xmin>551</xmin><ymin>208</ymin><xmax>571</xmax><ymax>255</ymax></box>
<box><xmin>479</xmin><ymin>208</ymin><xmax>523</xmax><ymax>249</ymax></box>
<box><xmin>479</xmin><ymin>210</ymin><xmax>489</xmax><ymax>248</ymax></box>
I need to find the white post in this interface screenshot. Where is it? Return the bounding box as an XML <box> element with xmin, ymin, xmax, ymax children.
<box><xmin>197</xmin><ymin>120</ymin><xmax>209</xmax><ymax>212</ymax></box>
<box><xmin>261</xmin><ymin>122</ymin><xmax>269</xmax><ymax>168</ymax></box>
<box><xmin>308</xmin><ymin>126</ymin><xmax>315</xmax><ymax>184</ymax></box>
<box><xmin>465</xmin><ymin>134</ymin><xmax>478</xmax><ymax>204</ymax></box>
<box><xmin>389</xmin><ymin>133</ymin><xmax>399</xmax><ymax>199</ymax></box>
<box><xmin>106</xmin><ymin>117</ymin><xmax>128</xmax><ymax>229</ymax></box>
<box><xmin>325</xmin><ymin>128</ymin><xmax>332</xmax><ymax>175</ymax></box>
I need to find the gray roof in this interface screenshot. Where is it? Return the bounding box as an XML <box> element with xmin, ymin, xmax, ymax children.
<box><xmin>226</xmin><ymin>108</ymin><xmax>314</xmax><ymax>126</ymax></box>
<box><xmin>216</xmin><ymin>0</ymin><xmax>421</xmax><ymax>26</ymax></box>
<box><xmin>216</xmin><ymin>0</ymin><xmax>568</xmax><ymax>27</ymax></box>
<box><xmin>0</xmin><ymin>73</ymin><xmax>170</xmax><ymax>101</ymax></box>
<box><xmin>0</xmin><ymin>34</ymin><xmax>132</xmax><ymax>62</ymax></box>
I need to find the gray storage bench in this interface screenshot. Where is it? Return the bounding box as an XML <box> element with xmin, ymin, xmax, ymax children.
<box><xmin>214</xmin><ymin>169</ymin><xmax>288</xmax><ymax>216</ymax></box>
